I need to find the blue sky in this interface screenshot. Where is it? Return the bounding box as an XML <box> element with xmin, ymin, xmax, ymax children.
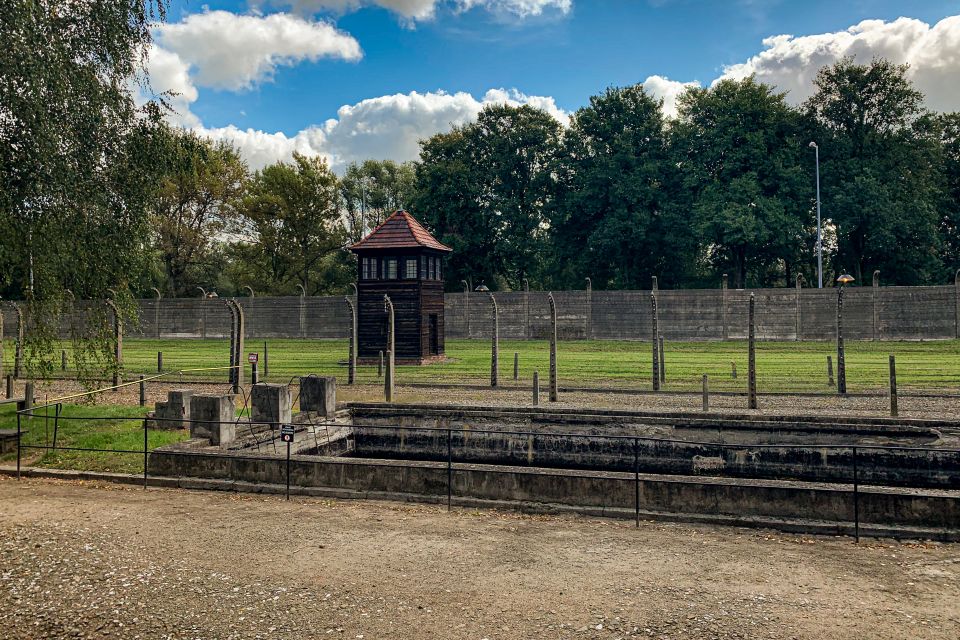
<box><xmin>152</xmin><ymin>1</ymin><xmax>960</xmax><ymax>168</ymax></box>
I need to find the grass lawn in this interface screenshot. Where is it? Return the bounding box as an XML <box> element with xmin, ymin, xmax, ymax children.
<box><xmin>5</xmin><ymin>337</ymin><xmax>960</xmax><ymax>393</ymax></box>
<box><xmin>0</xmin><ymin>402</ymin><xmax>188</xmax><ymax>474</ymax></box>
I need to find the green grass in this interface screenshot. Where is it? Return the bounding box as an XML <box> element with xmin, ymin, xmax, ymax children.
<box><xmin>6</xmin><ymin>337</ymin><xmax>960</xmax><ymax>394</ymax></box>
<box><xmin>0</xmin><ymin>402</ymin><xmax>188</xmax><ymax>474</ymax></box>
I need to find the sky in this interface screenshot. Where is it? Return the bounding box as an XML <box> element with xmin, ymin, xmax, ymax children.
<box><xmin>147</xmin><ymin>0</ymin><xmax>960</xmax><ymax>169</ymax></box>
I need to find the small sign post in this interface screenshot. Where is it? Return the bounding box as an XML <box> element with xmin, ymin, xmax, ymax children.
<box><xmin>248</xmin><ymin>353</ymin><xmax>259</xmax><ymax>384</ymax></box>
<box><xmin>280</xmin><ymin>424</ymin><xmax>295</xmax><ymax>500</ymax></box>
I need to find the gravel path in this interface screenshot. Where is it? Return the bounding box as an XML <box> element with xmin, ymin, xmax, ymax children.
<box><xmin>1</xmin><ymin>477</ymin><xmax>958</xmax><ymax>639</ymax></box>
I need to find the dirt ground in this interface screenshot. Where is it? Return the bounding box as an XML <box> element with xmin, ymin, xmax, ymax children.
<box><xmin>11</xmin><ymin>377</ymin><xmax>960</xmax><ymax>420</ymax></box>
<box><xmin>0</xmin><ymin>477</ymin><xmax>958</xmax><ymax>640</ymax></box>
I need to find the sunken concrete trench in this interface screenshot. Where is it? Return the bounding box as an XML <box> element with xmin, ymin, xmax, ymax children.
<box><xmin>148</xmin><ymin>384</ymin><xmax>960</xmax><ymax>540</ymax></box>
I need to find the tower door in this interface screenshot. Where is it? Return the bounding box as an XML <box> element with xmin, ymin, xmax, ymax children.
<box><xmin>429</xmin><ymin>314</ymin><xmax>439</xmax><ymax>355</ymax></box>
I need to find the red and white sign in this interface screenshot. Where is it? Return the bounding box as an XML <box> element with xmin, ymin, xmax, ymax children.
<box><xmin>248</xmin><ymin>353</ymin><xmax>259</xmax><ymax>363</ymax></box>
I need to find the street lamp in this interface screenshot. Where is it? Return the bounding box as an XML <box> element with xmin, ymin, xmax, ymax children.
<box><xmin>809</xmin><ymin>141</ymin><xmax>823</xmax><ymax>289</ymax></box>
<box><xmin>835</xmin><ymin>273</ymin><xmax>854</xmax><ymax>394</ymax></box>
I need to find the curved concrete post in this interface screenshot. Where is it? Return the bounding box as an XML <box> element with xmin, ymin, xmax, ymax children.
<box><xmin>584</xmin><ymin>277</ymin><xmax>592</xmax><ymax>339</ymax></box>
<box><xmin>461</xmin><ymin>280</ymin><xmax>470</xmax><ymax>338</ymax></box>
<box><xmin>872</xmin><ymin>269</ymin><xmax>880</xmax><ymax>341</ymax></box>
<box><xmin>244</xmin><ymin>286</ymin><xmax>254</xmax><ymax>298</ymax></box>
<box><xmin>297</xmin><ymin>284</ymin><xmax>307</xmax><ymax>338</ymax></box>
<box><xmin>383</xmin><ymin>295</ymin><xmax>395</xmax><ymax>402</ymax></box>
<box><xmin>233</xmin><ymin>300</ymin><xmax>245</xmax><ymax>393</ymax></box>
<box><xmin>650</xmin><ymin>293</ymin><xmax>660</xmax><ymax>391</ymax></box>
<box><xmin>489</xmin><ymin>293</ymin><xmax>499</xmax><ymax>387</ymax></box>
<box><xmin>955</xmin><ymin>269</ymin><xmax>960</xmax><ymax>339</ymax></box>
<box><xmin>748</xmin><ymin>293</ymin><xmax>757</xmax><ymax>409</ymax></box>
<box><xmin>0</xmin><ymin>305</ymin><xmax>4</xmax><ymax>382</ymax></box>
<box><xmin>721</xmin><ymin>273</ymin><xmax>729</xmax><ymax>340</ymax></box>
<box><xmin>837</xmin><ymin>286</ymin><xmax>847</xmax><ymax>395</ymax></box>
<box><xmin>12</xmin><ymin>303</ymin><xmax>24</xmax><ymax>379</ymax></box>
<box><xmin>344</xmin><ymin>296</ymin><xmax>357</xmax><ymax>385</ymax></box>
<box><xmin>795</xmin><ymin>273</ymin><xmax>803</xmax><ymax>341</ymax></box>
<box><xmin>197</xmin><ymin>287</ymin><xmax>208</xmax><ymax>339</ymax></box>
<box><xmin>105</xmin><ymin>299</ymin><xmax>122</xmax><ymax>388</ymax></box>
<box><xmin>223</xmin><ymin>299</ymin><xmax>237</xmax><ymax>388</ymax></box>
<box><xmin>547</xmin><ymin>292</ymin><xmax>558</xmax><ymax>402</ymax></box>
<box><xmin>151</xmin><ymin>287</ymin><xmax>162</xmax><ymax>340</ymax></box>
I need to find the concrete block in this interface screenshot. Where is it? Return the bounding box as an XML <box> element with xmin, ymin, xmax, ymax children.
<box><xmin>299</xmin><ymin>376</ymin><xmax>336</xmax><ymax>418</ymax></box>
<box><xmin>189</xmin><ymin>394</ymin><xmax>236</xmax><ymax>446</ymax></box>
<box><xmin>151</xmin><ymin>389</ymin><xmax>194</xmax><ymax>429</ymax></box>
<box><xmin>251</xmin><ymin>383</ymin><xmax>292</xmax><ymax>425</ymax></box>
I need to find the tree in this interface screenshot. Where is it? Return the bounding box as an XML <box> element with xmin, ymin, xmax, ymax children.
<box><xmin>239</xmin><ymin>153</ymin><xmax>349</xmax><ymax>295</ymax></box>
<box><xmin>549</xmin><ymin>84</ymin><xmax>693</xmax><ymax>289</ymax></box>
<box><xmin>934</xmin><ymin>113</ymin><xmax>960</xmax><ymax>277</ymax></box>
<box><xmin>674</xmin><ymin>77</ymin><xmax>810</xmax><ymax>288</ymax></box>
<box><xmin>0</xmin><ymin>0</ymin><xmax>168</xmax><ymax>384</ymax></box>
<box><xmin>341</xmin><ymin>159</ymin><xmax>416</xmax><ymax>243</ymax></box>
<box><xmin>150</xmin><ymin>127</ymin><xmax>247</xmax><ymax>297</ymax></box>
<box><xmin>412</xmin><ymin>104</ymin><xmax>562</xmax><ymax>290</ymax></box>
<box><xmin>806</xmin><ymin>57</ymin><xmax>942</xmax><ymax>284</ymax></box>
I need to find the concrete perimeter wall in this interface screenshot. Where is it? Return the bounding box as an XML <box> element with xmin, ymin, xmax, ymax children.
<box><xmin>5</xmin><ymin>283</ymin><xmax>960</xmax><ymax>342</ymax></box>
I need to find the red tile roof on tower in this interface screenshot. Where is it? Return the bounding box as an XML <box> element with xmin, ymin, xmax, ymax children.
<box><xmin>350</xmin><ymin>210</ymin><xmax>452</xmax><ymax>253</ymax></box>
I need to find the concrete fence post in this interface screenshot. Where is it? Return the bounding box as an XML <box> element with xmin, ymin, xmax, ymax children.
<box><xmin>489</xmin><ymin>293</ymin><xmax>499</xmax><ymax>387</ymax></box>
<box><xmin>584</xmin><ymin>277</ymin><xmax>592</xmax><ymax>339</ymax></box>
<box><xmin>263</xmin><ymin>341</ymin><xmax>269</xmax><ymax>378</ymax></box>
<box><xmin>721</xmin><ymin>274</ymin><xmax>728</xmax><ymax>341</ymax></box>
<box><xmin>106</xmin><ymin>299</ymin><xmax>122</xmax><ymax>388</ymax></box>
<box><xmin>651</xmin><ymin>275</ymin><xmax>658</xmax><ymax>293</ymax></box>
<box><xmin>12</xmin><ymin>303</ymin><xmax>24</xmax><ymax>379</ymax></box>
<box><xmin>658</xmin><ymin>336</ymin><xmax>665</xmax><ymax>384</ymax></box>
<box><xmin>234</xmin><ymin>299</ymin><xmax>245</xmax><ymax>392</ymax></box>
<box><xmin>795</xmin><ymin>273</ymin><xmax>803</xmax><ymax>341</ymax></box>
<box><xmin>872</xmin><ymin>270</ymin><xmax>880</xmax><ymax>341</ymax></box>
<box><xmin>651</xmin><ymin>293</ymin><xmax>660</xmax><ymax>391</ymax></box>
<box><xmin>23</xmin><ymin>381</ymin><xmax>34</xmax><ymax>418</ymax></box>
<box><xmin>547</xmin><ymin>293</ymin><xmax>558</xmax><ymax>402</ymax></box>
<box><xmin>297</xmin><ymin>284</ymin><xmax>307</xmax><ymax>338</ymax></box>
<box><xmin>889</xmin><ymin>354</ymin><xmax>898</xmax><ymax>417</ymax></box>
<box><xmin>345</xmin><ymin>296</ymin><xmax>357</xmax><ymax>385</ymax></box>
<box><xmin>461</xmin><ymin>280</ymin><xmax>470</xmax><ymax>339</ymax></box>
<box><xmin>523</xmin><ymin>278</ymin><xmax>530</xmax><ymax>340</ymax></box>
<box><xmin>151</xmin><ymin>287</ymin><xmax>161</xmax><ymax>340</ymax></box>
<box><xmin>0</xmin><ymin>306</ymin><xmax>4</xmax><ymax>382</ymax></box>
<box><xmin>837</xmin><ymin>286</ymin><xmax>847</xmax><ymax>395</ymax></box>
<box><xmin>384</xmin><ymin>295</ymin><xmax>395</xmax><ymax>402</ymax></box>
<box><xmin>225</xmin><ymin>300</ymin><xmax>237</xmax><ymax>388</ymax></box>
<box><xmin>748</xmin><ymin>293</ymin><xmax>758</xmax><ymax>409</ymax></box>
<box><xmin>827</xmin><ymin>355</ymin><xmax>835</xmax><ymax>387</ymax></box>
<box><xmin>955</xmin><ymin>269</ymin><xmax>960</xmax><ymax>339</ymax></box>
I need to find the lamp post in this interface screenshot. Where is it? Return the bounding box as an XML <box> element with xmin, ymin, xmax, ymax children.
<box><xmin>836</xmin><ymin>273</ymin><xmax>854</xmax><ymax>394</ymax></box>
<box><xmin>809</xmin><ymin>142</ymin><xmax>823</xmax><ymax>289</ymax></box>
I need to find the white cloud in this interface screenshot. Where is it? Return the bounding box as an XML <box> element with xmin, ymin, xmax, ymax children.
<box><xmin>642</xmin><ymin>75</ymin><xmax>698</xmax><ymax>119</ymax></box>
<box><xmin>716</xmin><ymin>15</ymin><xmax>960</xmax><ymax>112</ymax></box>
<box><xmin>270</xmin><ymin>0</ymin><xmax>571</xmax><ymax>21</ymax></box>
<box><xmin>199</xmin><ymin>88</ymin><xmax>568</xmax><ymax>170</ymax></box>
<box><xmin>155</xmin><ymin>10</ymin><xmax>361</xmax><ymax>91</ymax></box>
<box><xmin>142</xmin><ymin>45</ymin><xmax>200</xmax><ymax>127</ymax></box>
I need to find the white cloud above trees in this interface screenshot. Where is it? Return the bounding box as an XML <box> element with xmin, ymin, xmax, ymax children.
<box><xmin>267</xmin><ymin>0</ymin><xmax>571</xmax><ymax>22</ymax></box>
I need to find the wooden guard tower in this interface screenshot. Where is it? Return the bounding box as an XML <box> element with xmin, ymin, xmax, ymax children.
<box><xmin>350</xmin><ymin>210</ymin><xmax>452</xmax><ymax>364</ymax></box>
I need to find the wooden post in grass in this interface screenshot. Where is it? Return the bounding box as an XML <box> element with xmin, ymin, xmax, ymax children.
<box><xmin>533</xmin><ymin>371</ymin><xmax>540</xmax><ymax>406</ymax></box>
<box><xmin>263</xmin><ymin>341</ymin><xmax>269</xmax><ymax>378</ymax></box>
<box><xmin>731</xmin><ymin>361</ymin><xmax>737</xmax><ymax>379</ymax></box>
<box><xmin>748</xmin><ymin>293</ymin><xmax>758</xmax><ymax>410</ymax></box>
<box><xmin>513</xmin><ymin>352</ymin><xmax>519</xmax><ymax>381</ymax></box>
<box><xmin>378</xmin><ymin>351</ymin><xmax>383</xmax><ymax>378</ymax></box>
<box><xmin>23</xmin><ymin>381</ymin><xmax>33</xmax><ymax>418</ymax></box>
<box><xmin>61</xmin><ymin>350</ymin><xmax>67</xmax><ymax>371</ymax></box>
<box><xmin>5</xmin><ymin>375</ymin><xmax>12</xmax><ymax>399</ymax></box>
<box><xmin>889</xmin><ymin>355</ymin><xmax>898</xmax><ymax>417</ymax></box>
<box><xmin>0</xmin><ymin>305</ymin><xmax>4</xmax><ymax>383</ymax></box>
<box><xmin>157</xmin><ymin>351</ymin><xmax>163</xmax><ymax>373</ymax></box>
<box><xmin>651</xmin><ymin>293</ymin><xmax>660</xmax><ymax>391</ymax></box>
<box><xmin>827</xmin><ymin>355</ymin><xmax>834</xmax><ymax>386</ymax></box>
<box><xmin>702</xmin><ymin>375</ymin><xmax>709</xmax><ymax>412</ymax></box>
<box><xmin>139</xmin><ymin>375</ymin><xmax>146</xmax><ymax>407</ymax></box>
<box><xmin>547</xmin><ymin>293</ymin><xmax>558</xmax><ymax>402</ymax></box>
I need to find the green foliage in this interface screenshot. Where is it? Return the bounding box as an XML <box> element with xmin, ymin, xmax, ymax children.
<box><xmin>806</xmin><ymin>57</ymin><xmax>943</xmax><ymax>284</ymax></box>
<box><xmin>0</xmin><ymin>0</ymin><xmax>168</xmax><ymax>385</ymax></box>
<box><xmin>550</xmin><ymin>85</ymin><xmax>693</xmax><ymax>289</ymax></box>
<box><xmin>149</xmin><ymin>126</ymin><xmax>248</xmax><ymax>297</ymax></box>
<box><xmin>413</xmin><ymin>104</ymin><xmax>563</xmax><ymax>290</ymax></box>
<box><xmin>674</xmin><ymin>78</ymin><xmax>810</xmax><ymax>288</ymax></box>
<box><xmin>239</xmin><ymin>153</ymin><xmax>351</xmax><ymax>295</ymax></box>
<box><xmin>341</xmin><ymin>159</ymin><xmax>417</xmax><ymax>243</ymax></box>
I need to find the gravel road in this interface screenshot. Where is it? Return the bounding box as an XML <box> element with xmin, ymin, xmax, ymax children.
<box><xmin>1</xmin><ymin>477</ymin><xmax>958</xmax><ymax>639</ymax></box>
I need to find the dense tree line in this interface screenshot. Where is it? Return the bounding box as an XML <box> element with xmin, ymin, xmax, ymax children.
<box><xmin>415</xmin><ymin>58</ymin><xmax>960</xmax><ymax>291</ymax></box>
